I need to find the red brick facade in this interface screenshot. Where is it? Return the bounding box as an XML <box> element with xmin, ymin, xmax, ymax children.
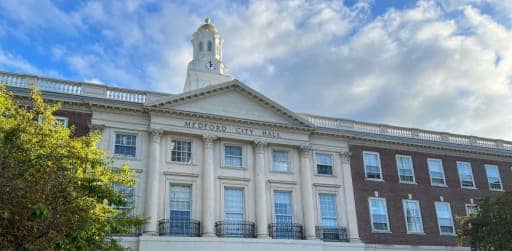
<box><xmin>54</xmin><ymin>110</ymin><xmax>92</xmax><ymax>137</ymax></box>
<box><xmin>349</xmin><ymin>144</ymin><xmax>512</xmax><ymax>246</ymax></box>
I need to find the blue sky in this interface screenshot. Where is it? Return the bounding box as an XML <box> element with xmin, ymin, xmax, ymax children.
<box><xmin>1</xmin><ymin>0</ymin><xmax>512</xmax><ymax>140</ymax></box>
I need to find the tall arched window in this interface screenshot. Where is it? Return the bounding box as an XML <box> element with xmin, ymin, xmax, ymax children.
<box><xmin>207</xmin><ymin>41</ymin><xmax>212</xmax><ymax>52</ymax></box>
<box><xmin>199</xmin><ymin>41</ymin><xmax>203</xmax><ymax>52</ymax></box>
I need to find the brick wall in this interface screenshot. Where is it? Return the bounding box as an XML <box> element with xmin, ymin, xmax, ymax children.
<box><xmin>54</xmin><ymin>110</ymin><xmax>92</xmax><ymax>137</ymax></box>
<box><xmin>349</xmin><ymin>144</ymin><xmax>512</xmax><ymax>246</ymax></box>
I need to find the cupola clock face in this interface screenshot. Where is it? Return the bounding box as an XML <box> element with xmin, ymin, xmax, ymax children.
<box><xmin>205</xmin><ymin>60</ymin><xmax>216</xmax><ymax>71</ymax></box>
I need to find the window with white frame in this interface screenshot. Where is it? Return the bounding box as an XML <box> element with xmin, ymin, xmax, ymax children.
<box><xmin>114</xmin><ymin>133</ymin><xmax>137</xmax><ymax>157</ymax></box>
<box><xmin>272</xmin><ymin>150</ymin><xmax>289</xmax><ymax>172</ymax></box>
<box><xmin>38</xmin><ymin>115</ymin><xmax>68</xmax><ymax>128</ymax></box>
<box><xmin>319</xmin><ymin>193</ymin><xmax>337</xmax><ymax>227</ymax></box>
<box><xmin>402</xmin><ymin>200</ymin><xmax>423</xmax><ymax>233</ymax></box>
<box><xmin>396</xmin><ymin>155</ymin><xmax>415</xmax><ymax>183</ymax></box>
<box><xmin>316</xmin><ymin>153</ymin><xmax>333</xmax><ymax>175</ymax></box>
<box><xmin>369</xmin><ymin>197</ymin><xmax>390</xmax><ymax>232</ymax></box>
<box><xmin>113</xmin><ymin>183</ymin><xmax>135</xmax><ymax>215</ymax></box>
<box><xmin>274</xmin><ymin>191</ymin><xmax>293</xmax><ymax>224</ymax></box>
<box><xmin>457</xmin><ymin>162</ymin><xmax>475</xmax><ymax>188</ymax></box>
<box><xmin>435</xmin><ymin>202</ymin><xmax>455</xmax><ymax>235</ymax></box>
<box><xmin>484</xmin><ymin>164</ymin><xmax>503</xmax><ymax>190</ymax></box>
<box><xmin>428</xmin><ymin>158</ymin><xmax>446</xmax><ymax>186</ymax></box>
<box><xmin>224</xmin><ymin>188</ymin><xmax>245</xmax><ymax>222</ymax></box>
<box><xmin>171</xmin><ymin>140</ymin><xmax>192</xmax><ymax>163</ymax></box>
<box><xmin>363</xmin><ymin>152</ymin><xmax>382</xmax><ymax>180</ymax></box>
<box><xmin>465</xmin><ymin>204</ymin><xmax>478</xmax><ymax>216</ymax></box>
<box><xmin>169</xmin><ymin>185</ymin><xmax>192</xmax><ymax>235</ymax></box>
<box><xmin>224</xmin><ymin>145</ymin><xmax>243</xmax><ymax>168</ymax></box>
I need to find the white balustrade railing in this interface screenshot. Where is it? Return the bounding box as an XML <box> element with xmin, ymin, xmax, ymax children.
<box><xmin>302</xmin><ymin>114</ymin><xmax>512</xmax><ymax>153</ymax></box>
<box><xmin>0</xmin><ymin>71</ymin><xmax>147</xmax><ymax>103</ymax></box>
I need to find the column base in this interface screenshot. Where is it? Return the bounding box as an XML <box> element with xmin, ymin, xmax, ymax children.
<box><xmin>257</xmin><ymin>234</ymin><xmax>271</xmax><ymax>239</ymax></box>
<box><xmin>202</xmin><ymin>233</ymin><xmax>217</xmax><ymax>237</ymax></box>
<box><xmin>142</xmin><ymin>231</ymin><xmax>158</xmax><ymax>236</ymax></box>
<box><xmin>305</xmin><ymin>236</ymin><xmax>318</xmax><ymax>240</ymax></box>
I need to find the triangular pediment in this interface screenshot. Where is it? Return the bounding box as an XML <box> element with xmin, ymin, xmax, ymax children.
<box><xmin>147</xmin><ymin>80</ymin><xmax>312</xmax><ymax>128</ymax></box>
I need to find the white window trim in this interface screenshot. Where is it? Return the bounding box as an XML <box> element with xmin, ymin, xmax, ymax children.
<box><xmin>314</xmin><ymin>152</ymin><xmax>336</xmax><ymax>176</ymax></box>
<box><xmin>402</xmin><ymin>199</ymin><xmax>424</xmax><ymax>234</ymax></box>
<box><xmin>484</xmin><ymin>164</ymin><xmax>504</xmax><ymax>191</ymax></box>
<box><xmin>272</xmin><ymin>190</ymin><xmax>294</xmax><ymax>223</ymax></box>
<box><xmin>456</xmin><ymin>161</ymin><xmax>476</xmax><ymax>189</ymax></box>
<box><xmin>167</xmin><ymin>137</ymin><xmax>195</xmax><ymax>165</ymax></box>
<box><xmin>363</xmin><ymin>151</ymin><xmax>383</xmax><ymax>181</ymax></box>
<box><xmin>435</xmin><ymin>201</ymin><xmax>456</xmax><ymax>236</ymax></box>
<box><xmin>219</xmin><ymin>180</ymin><xmax>250</xmax><ymax>222</ymax></box>
<box><xmin>271</xmin><ymin>148</ymin><xmax>291</xmax><ymax>173</ymax></box>
<box><xmin>316</xmin><ymin>192</ymin><xmax>339</xmax><ymax>227</ymax></box>
<box><xmin>112</xmin><ymin>131</ymin><xmax>140</xmax><ymax>159</ymax></box>
<box><xmin>164</xmin><ymin>177</ymin><xmax>198</xmax><ymax>221</ymax></box>
<box><xmin>222</xmin><ymin>187</ymin><xmax>246</xmax><ymax>222</ymax></box>
<box><xmin>221</xmin><ymin>142</ymin><xmax>246</xmax><ymax>169</ymax></box>
<box><xmin>368</xmin><ymin>197</ymin><xmax>391</xmax><ymax>233</ymax></box>
<box><xmin>427</xmin><ymin>158</ymin><xmax>447</xmax><ymax>187</ymax></box>
<box><xmin>270</xmin><ymin>185</ymin><xmax>297</xmax><ymax>224</ymax></box>
<box><xmin>37</xmin><ymin>114</ymin><xmax>69</xmax><ymax>128</ymax></box>
<box><xmin>465</xmin><ymin>203</ymin><xmax>478</xmax><ymax>216</ymax></box>
<box><xmin>396</xmin><ymin>155</ymin><xmax>416</xmax><ymax>184</ymax></box>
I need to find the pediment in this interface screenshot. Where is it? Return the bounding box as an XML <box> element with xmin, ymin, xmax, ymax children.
<box><xmin>147</xmin><ymin>80</ymin><xmax>312</xmax><ymax>128</ymax></box>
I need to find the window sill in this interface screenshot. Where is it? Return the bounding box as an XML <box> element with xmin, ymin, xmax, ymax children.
<box><xmin>489</xmin><ymin>188</ymin><xmax>504</xmax><ymax>192</ymax></box>
<box><xmin>407</xmin><ymin>232</ymin><xmax>425</xmax><ymax>235</ymax></box>
<box><xmin>431</xmin><ymin>184</ymin><xmax>448</xmax><ymax>187</ymax></box>
<box><xmin>167</xmin><ymin>161</ymin><xmax>197</xmax><ymax>167</ymax></box>
<box><xmin>399</xmin><ymin>182</ymin><xmax>417</xmax><ymax>185</ymax></box>
<box><xmin>221</xmin><ymin>166</ymin><xmax>247</xmax><ymax>170</ymax></box>
<box><xmin>365</xmin><ymin>178</ymin><xmax>384</xmax><ymax>182</ymax></box>
<box><xmin>440</xmin><ymin>233</ymin><xmax>456</xmax><ymax>236</ymax></box>
<box><xmin>315</xmin><ymin>174</ymin><xmax>336</xmax><ymax>178</ymax></box>
<box><xmin>113</xmin><ymin>155</ymin><xmax>138</xmax><ymax>161</ymax></box>
<box><xmin>461</xmin><ymin>186</ymin><xmax>477</xmax><ymax>190</ymax></box>
<box><xmin>271</xmin><ymin>170</ymin><xmax>292</xmax><ymax>174</ymax></box>
<box><xmin>372</xmin><ymin>230</ymin><xmax>391</xmax><ymax>234</ymax></box>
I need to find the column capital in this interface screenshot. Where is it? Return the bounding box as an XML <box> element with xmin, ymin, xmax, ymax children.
<box><xmin>151</xmin><ymin>129</ymin><xmax>163</xmax><ymax>142</ymax></box>
<box><xmin>253</xmin><ymin>140</ymin><xmax>267</xmax><ymax>153</ymax></box>
<box><xmin>340</xmin><ymin>151</ymin><xmax>352</xmax><ymax>162</ymax></box>
<box><xmin>202</xmin><ymin>134</ymin><xmax>218</xmax><ymax>143</ymax></box>
<box><xmin>89</xmin><ymin>123</ymin><xmax>105</xmax><ymax>133</ymax></box>
<box><xmin>299</xmin><ymin>144</ymin><xmax>313</xmax><ymax>155</ymax></box>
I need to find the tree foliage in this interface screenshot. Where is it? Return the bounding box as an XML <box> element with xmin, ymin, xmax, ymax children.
<box><xmin>457</xmin><ymin>191</ymin><xmax>512</xmax><ymax>251</ymax></box>
<box><xmin>0</xmin><ymin>86</ymin><xmax>143</xmax><ymax>250</ymax></box>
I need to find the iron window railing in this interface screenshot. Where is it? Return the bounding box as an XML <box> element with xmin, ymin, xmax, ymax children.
<box><xmin>111</xmin><ymin>225</ymin><xmax>143</xmax><ymax>237</ymax></box>
<box><xmin>268</xmin><ymin>223</ymin><xmax>304</xmax><ymax>240</ymax></box>
<box><xmin>215</xmin><ymin>221</ymin><xmax>256</xmax><ymax>238</ymax></box>
<box><xmin>158</xmin><ymin>219</ymin><xmax>201</xmax><ymax>237</ymax></box>
<box><xmin>315</xmin><ymin>226</ymin><xmax>349</xmax><ymax>242</ymax></box>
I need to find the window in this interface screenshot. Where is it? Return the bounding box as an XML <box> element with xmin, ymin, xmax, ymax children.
<box><xmin>171</xmin><ymin>140</ymin><xmax>192</xmax><ymax>163</ymax></box>
<box><xmin>114</xmin><ymin>133</ymin><xmax>137</xmax><ymax>157</ymax></box>
<box><xmin>465</xmin><ymin>204</ymin><xmax>478</xmax><ymax>216</ymax></box>
<box><xmin>272</xmin><ymin>150</ymin><xmax>289</xmax><ymax>172</ymax></box>
<box><xmin>224</xmin><ymin>188</ymin><xmax>245</xmax><ymax>222</ymax></box>
<box><xmin>485</xmin><ymin>164</ymin><xmax>503</xmax><ymax>191</ymax></box>
<box><xmin>396</xmin><ymin>155</ymin><xmax>415</xmax><ymax>183</ymax></box>
<box><xmin>169</xmin><ymin>185</ymin><xmax>192</xmax><ymax>235</ymax></box>
<box><xmin>435</xmin><ymin>202</ymin><xmax>455</xmax><ymax>235</ymax></box>
<box><xmin>113</xmin><ymin>183</ymin><xmax>135</xmax><ymax>215</ymax></box>
<box><xmin>402</xmin><ymin>200</ymin><xmax>423</xmax><ymax>233</ymax></box>
<box><xmin>224</xmin><ymin>145</ymin><xmax>243</xmax><ymax>168</ymax></box>
<box><xmin>319</xmin><ymin>194</ymin><xmax>337</xmax><ymax>227</ymax></box>
<box><xmin>207</xmin><ymin>40</ymin><xmax>212</xmax><ymax>51</ymax></box>
<box><xmin>369</xmin><ymin>197</ymin><xmax>390</xmax><ymax>232</ymax></box>
<box><xmin>457</xmin><ymin>162</ymin><xmax>475</xmax><ymax>188</ymax></box>
<box><xmin>428</xmin><ymin>158</ymin><xmax>446</xmax><ymax>186</ymax></box>
<box><xmin>363</xmin><ymin>151</ymin><xmax>382</xmax><ymax>180</ymax></box>
<box><xmin>316</xmin><ymin>153</ymin><xmax>333</xmax><ymax>175</ymax></box>
<box><xmin>274</xmin><ymin>191</ymin><xmax>293</xmax><ymax>238</ymax></box>
<box><xmin>38</xmin><ymin>115</ymin><xmax>68</xmax><ymax>128</ymax></box>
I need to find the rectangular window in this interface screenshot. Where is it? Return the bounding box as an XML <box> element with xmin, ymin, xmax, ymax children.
<box><xmin>114</xmin><ymin>133</ymin><xmax>137</xmax><ymax>157</ymax></box>
<box><xmin>38</xmin><ymin>115</ymin><xmax>68</xmax><ymax>128</ymax></box>
<box><xmin>369</xmin><ymin>197</ymin><xmax>390</xmax><ymax>232</ymax></box>
<box><xmin>465</xmin><ymin>204</ymin><xmax>478</xmax><ymax>216</ymax></box>
<box><xmin>396</xmin><ymin>155</ymin><xmax>415</xmax><ymax>183</ymax></box>
<box><xmin>272</xmin><ymin>150</ymin><xmax>289</xmax><ymax>172</ymax></box>
<box><xmin>402</xmin><ymin>200</ymin><xmax>423</xmax><ymax>233</ymax></box>
<box><xmin>363</xmin><ymin>151</ymin><xmax>382</xmax><ymax>180</ymax></box>
<box><xmin>435</xmin><ymin>202</ymin><xmax>455</xmax><ymax>235</ymax></box>
<box><xmin>457</xmin><ymin>162</ymin><xmax>475</xmax><ymax>188</ymax></box>
<box><xmin>485</xmin><ymin>164</ymin><xmax>503</xmax><ymax>191</ymax></box>
<box><xmin>428</xmin><ymin>158</ymin><xmax>446</xmax><ymax>186</ymax></box>
<box><xmin>319</xmin><ymin>194</ymin><xmax>337</xmax><ymax>227</ymax></box>
<box><xmin>169</xmin><ymin>185</ymin><xmax>192</xmax><ymax>235</ymax></box>
<box><xmin>171</xmin><ymin>140</ymin><xmax>192</xmax><ymax>163</ymax></box>
<box><xmin>316</xmin><ymin>153</ymin><xmax>333</xmax><ymax>175</ymax></box>
<box><xmin>113</xmin><ymin>183</ymin><xmax>135</xmax><ymax>215</ymax></box>
<box><xmin>224</xmin><ymin>145</ymin><xmax>243</xmax><ymax>168</ymax></box>
<box><xmin>224</xmin><ymin>188</ymin><xmax>245</xmax><ymax>236</ymax></box>
<box><xmin>273</xmin><ymin>191</ymin><xmax>293</xmax><ymax>238</ymax></box>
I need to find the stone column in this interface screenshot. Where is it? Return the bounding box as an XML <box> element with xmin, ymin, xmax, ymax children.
<box><xmin>300</xmin><ymin>144</ymin><xmax>316</xmax><ymax>240</ymax></box>
<box><xmin>202</xmin><ymin>134</ymin><xmax>217</xmax><ymax>237</ymax></box>
<box><xmin>341</xmin><ymin>151</ymin><xmax>360</xmax><ymax>242</ymax></box>
<box><xmin>144</xmin><ymin>129</ymin><xmax>162</xmax><ymax>235</ymax></box>
<box><xmin>254</xmin><ymin>140</ymin><xmax>269</xmax><ymax>238</ymax></box>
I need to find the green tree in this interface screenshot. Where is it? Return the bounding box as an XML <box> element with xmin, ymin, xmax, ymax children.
<box><xmin>457</xmin><ymin>191</ymin><xmax>512</xmax><ymax>251</ymax></box>
<box><xmin>0</xmin><ymin>86</ymin><xmax>143</xmax><ymax>250</ymax></box>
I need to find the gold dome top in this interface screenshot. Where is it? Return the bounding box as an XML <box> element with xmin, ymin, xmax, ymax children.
<box><xmin>197</xmin><ymin>18</ymin><xmax>218</xmax><ymax>33</ymax></box>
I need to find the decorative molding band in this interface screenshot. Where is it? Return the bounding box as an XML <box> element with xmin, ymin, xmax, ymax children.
<box><xmin>218</xmin><ymin>176</ymin><xmax>250</xmax><ymax>182</ymax></box>
<box><xmin>267</xmin><ymin>179</ymin><xmax>297</xmax><ymax>185</ymax></box>
<box><xmin>313</xmin><ymin>183</ymin><xmax>342</xmax><ymax>189</ymax></box>
<box><xmin>162</xmin><ymin>171</ymin><xmax>200</xmax><ymax>177</ymax></box>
